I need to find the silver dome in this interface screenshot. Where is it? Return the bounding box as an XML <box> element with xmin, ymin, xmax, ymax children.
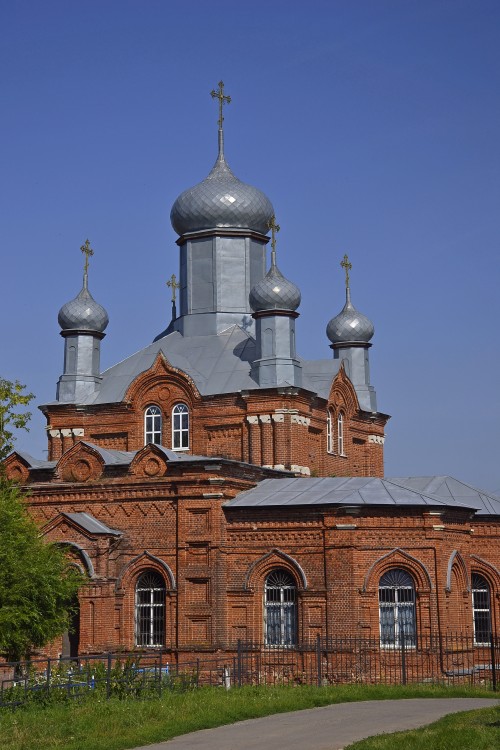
<box><xmin>58</xmin><ymin>285</ymin><xmax>109</xmax><ymax>333</ymax></box>
<box><xmin>170</xmin><ymin>133</ymin><xmax>274</xmax><ymax>236</ymax></box>
<box><xmin>250</xmin><ymin>264</ymin><xmax>301</xmax><ymax>312</ymax></box>
<box><xmin>326</xmin><ymin>289</ymin><xmax>374</xmax><ymax>344</ymax></box>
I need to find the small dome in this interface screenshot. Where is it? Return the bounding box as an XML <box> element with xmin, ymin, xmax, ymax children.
<box><xmin>58</xmin><ymin>286</ymin><xmax>109</xmax><ymax>333</ymax></box>
<box><xmin>250</xmin><ymin>264</ymin><xmax>301</xmax><ymax>312</ymax></box>
<box><xmin>326</xmin><ymin>290</ymin><xmax>374</xmax><ymax>344</ymax></box>
<box><xmin>170</xmin><ymin>149</ymin><xmax>274</xmax><ymax>236</ymax></box>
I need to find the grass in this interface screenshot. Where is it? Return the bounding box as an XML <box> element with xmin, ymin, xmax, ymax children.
<box><xmin>0</xmin><ymin>684</ymin><xmax>497</xmax><ymax>750</ymax></box>
<box><xmin>345</xmin><ymin>705</ymin><xmax>500</xmax><ymax>749</ymax></box>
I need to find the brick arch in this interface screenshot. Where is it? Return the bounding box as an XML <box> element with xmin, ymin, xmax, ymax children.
<box><xmin>115</xmin><ymin>551</ymin><xmax>176</xmax><ymax>593</ymax></box>
<box><xmin>470</xmin><ymin>555</ymin><xmax>500</xmax><ymax>592</ymax></box>
<box><xmin>327</xmin><ymin>363</ymin><xmax>360</xmax><ymax>416</ymax></box>
<box><xmin>125</xmin><ymin>353</ymin><xmax>200</xmax><ymax>408</ymax></box>
<box><xmin>446</xmin><ymin>550</ymin><xmax>470</xmax><ymax>593</ymax></box>
<box><xmin>56</xmin><ymin>441</ymin><xmax>105</xmax><ymax>482</ymax></box>
<box><xmin>57</xmin><ymin>541</ymin><xmax>95</xmax><ymax>578</ymax></box>
<box><xmin>244</xmin><ymin>549</ymin><xmax>307</xmax><ymax>591</ymax></box>
<box><xmin>362</xmin><ymin>548</ymin><xmax>432</xmax><ymax>593</ymax></box>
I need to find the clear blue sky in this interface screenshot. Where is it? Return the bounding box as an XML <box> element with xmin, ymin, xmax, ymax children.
<box><xmin>1</xmin><ymin>0</ymin><xmax>499</xmax><ymax>492</ymax></box>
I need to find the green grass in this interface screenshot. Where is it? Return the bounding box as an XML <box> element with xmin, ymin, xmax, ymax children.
<box><xmin>345</xmin><ymin>706</ymin><xmax>500</xmax><ymax>749</ymax></box>
<box><xmin>0</xmin><ymin>684</ymin><xmax>497</xmax><ymax>750</ymax></box>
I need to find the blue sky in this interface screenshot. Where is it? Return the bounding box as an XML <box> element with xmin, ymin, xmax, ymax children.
<box><xmin>1</xmin><ymin>0</ymin><xmax>499</xmax><ymax>491</ymax></box>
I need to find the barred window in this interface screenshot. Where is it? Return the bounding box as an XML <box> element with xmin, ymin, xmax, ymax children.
<box><xmin>135</xmin><ymin>571</ymin><xmax>166</xmax><ymax>647</ymax></box>
<box><xmin>327</xmin><ymin>410</ymin><xmax>334</xmax><ymax>453</ymax></box>
<box><xmin>337</xmin><ymin>411</ymin><xmax>345</xmax><ymax>456</ymax></box>
<box><xmin>264</xmin><ymin>569</ymin><xmax>297</xmax><ymax>646</ymax></box>
<box><xmin>379</xmin><ymin>568</ymin><xmax>416</xmax><ymax>647</ymax></box>
<box><xmin>144</xmin><ymin>405</ymin><xmax>162</xmax><ymax>445</ymax></box>
<box><xmin>172</xmin><ymin>403</ymin><xmax>189</xmax><ymax>450</ymax></box>
<box><xmin>472</xmin><ymin>573</ymin><xmax>491</xmax><ymax>645</ymax></box>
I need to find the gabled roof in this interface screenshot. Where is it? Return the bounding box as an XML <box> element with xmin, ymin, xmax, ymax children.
<box><xmin>62</xmin><ymin>512</ymin><xmax>122</xmax><ymax>536</ymax></box>
<box><xmin>224</xmin><ymin>476</ymin><xmax>500</xmax><ymax>516</ymax></box>
<box><xmin>45</xmin><ymin>326</ymin><xmax>341</xmax><ymax>406</ymax></box>
<box><xmin>14</xmin><ymin>451</ymin><xmax>56</xmax><ymax>470</ymax></box>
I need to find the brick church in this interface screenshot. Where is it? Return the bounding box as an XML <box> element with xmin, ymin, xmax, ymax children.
<box><xmin>4</xmin><ymin>84</ymin><xmax>499</xmax><ymax>660</ymax></box>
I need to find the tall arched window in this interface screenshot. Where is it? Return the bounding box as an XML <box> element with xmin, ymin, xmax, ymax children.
<box><xmin>379</xmin><ymin>569</ymin><xmax>416</xmax><ymax>647</ymax></box>
<box><xmin>264</xmin><ymin>569</ymin><xmax>297</xmax><ymax>646</ymax></box>
<box><xmin>472</xmin><ymin>573</ymin><xmax>491</xmax><ymax>645</ymax></box>
<box><xmin>135</xmin><ymin>571</ymin><xmax>166</xmax><ymax>647</ymax></box>
<box><xmin>337</xmin><ymin>411</ymin><xmax>345</xmax><ymax>456</ymax></box>
<box><xmin>326</xmin><ymin>410</ymin><xmax>334</xmax><ymax>453</ymax></box>
<box><xmin>144</xmin><ymin>405</ymin><xmax>162</xmax><ymax>445</ymax></box>
<box><xmin>172</xmin><ymin>403</ymin><xmax>189</xmax><ymax>450</ymax></box>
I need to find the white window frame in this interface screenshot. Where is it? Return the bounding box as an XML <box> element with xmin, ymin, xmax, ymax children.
<box><xmin>144</xmin><ymin>405</ymin><xmax>162</xmax><ymax>445</ymax></box>
<box><xmin>264</xmin><ymin>569</ymin><xmax>298</xmax><ymax>647</ymax></box>
<box><xmin>379</xmin><ymin>568</ymin><xmax>416</xmax><ymax>649</ymax></box>
<box><xmin>337</xmin><ymin>411</ymin><xmax>345</xmax><ymax>456</ymax></box>
<box><xmin>327</xmin><ymin>410</ymin><xmax>334</xmax><ymax>453</ymax></box>
<box><xmin>135</xmin><ymin>571</ymin><xmax>166</xmax><ymax>647</ymax></box>
<box><xmin>172</xmin><ymin>403</ymin><xmax>189</xmax><ymax>451</ymax></box>
<box><xmin>472</xmin><ymin>573</ymin><xmax>492</xmax><ymax>646</ymax></box>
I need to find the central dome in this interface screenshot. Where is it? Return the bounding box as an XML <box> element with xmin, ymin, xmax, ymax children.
<box><xmin>170</xmin><ymin>145</ymin><xmax>274</xmax><ymax>236</ymax></box>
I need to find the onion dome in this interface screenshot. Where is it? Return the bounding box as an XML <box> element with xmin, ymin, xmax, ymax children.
<box><xmin>58</xmin><ymin>285</ymin><xmax>109</xmax><ymax>333</ymax></box>
<box><xmin>250</xmin><ymin>263</ymin><xmax>301</xmax><ymax>312</ymax></box>
<box><xmin>170</xmin><ymin>131</ymin><xmax>274</xmax><ymax>236</ymax></box>
<box><xmin>326</xmin><ymin>288</ymin><xmax>374</xmax><ymax>344</ymax></box>
<box><xmin>250</xmin><ymin>216</ymin><xmax>301</xmax><ymax>312</ymax></box>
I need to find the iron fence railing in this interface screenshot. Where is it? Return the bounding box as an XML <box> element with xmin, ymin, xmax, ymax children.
<box><xmin>1</xmin><ymin>632</ymin><xmax>498</xmax><ymax>708</ymax></box>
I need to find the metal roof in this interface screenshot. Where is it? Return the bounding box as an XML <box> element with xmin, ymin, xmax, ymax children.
<box><xmin>62</xmin><ymin>512</ymin><xmax>122</xmax><ymax>536</ymax></box>
<box><xmin>55</xmin><ymin>326</ymin><xmax>341</xmax><ymax>406</ymax></box>
<box><xmin>224</xmin><ymin>476</ymin><xmax>500</xmax><ymax>516</ymax></box>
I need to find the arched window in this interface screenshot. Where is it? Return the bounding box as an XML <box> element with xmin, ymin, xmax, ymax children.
<box><xmin>472</xmin><ymin>573</ymin><xmax>491</xmax><ymax>645</ymax></box>
<box><xmin>379</xmin><ymin>569</ymin><xmax>416</xmax><ymax>647</ymax></box>
<box><xmin>264</xmin><ymin>569</ymin><xmax>297</xmax><ymax>646</ymax></box>
<box><xmin>135</xmin><ymin>571</ymin><xmax>166</xmax><ymax>647</ymax></box>
<box><xmin>144</xmin><ymin>405</ymin><xmax>162</xmax><ymax>445</ymax></box>
<box><xmin>172</xmin><ymin>403</ymin><xmax>189</xmax><ymax>450</ymax></box>
<box><xmin>337</xmin><ymin>411</ymin><xmax>345</xmax><ymax>456</ymax></box>
<box><xmin>326</xmin><ymin>410</ymin><xmax>334</xmax><ymax>453</ymax></box>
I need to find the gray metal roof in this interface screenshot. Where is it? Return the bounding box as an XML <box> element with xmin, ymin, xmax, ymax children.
<box><xmin>327</xmin><ymin>288</ymin><xmax>374</xmax><ymax>345</ymax></box>
<box><xmin>58</xmin><ymin>285</ymin><xmax>109</xmax><ymax>333</ymax></box>
<box><xmin>62</xmin><ymin>512</ymin><xmax>122</xmax><ymax>536</ymax></box>
<box><xmin>60</xmin><ymin>326</ymin><xmax>341</xmax><ymax>406</ymax></box>
<box><xmin>15</xmin><ymin>451</ymin><xmax>57</xmax><ymax>470</ymax></box>
<box><xmin>249</xmin><ymin>263</ymin><xmax>301</xmax><ymax>312</ymax></box>
<box><xmin>170</xmin><ymin>139</ymin><xmax>274</xmax><ymax>236</ymax></box>
<box><xmin>224</xmin><ymin>476</ymin><xmax>500</xmax><ymax>516</ymax></box>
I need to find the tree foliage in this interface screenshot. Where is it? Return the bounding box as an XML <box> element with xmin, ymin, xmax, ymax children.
<box><xmin>0</xmin><ymin>478</ymin><xmax>84</xmax><ymax>662</ymax></box>
<box><xmin>0</xmin><ymin>378</ymin><xmax>35</xmax><ymax>461</ymax></box>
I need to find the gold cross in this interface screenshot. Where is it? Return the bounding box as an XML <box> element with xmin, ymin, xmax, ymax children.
<box><xmin>166</xmin><ymin>273</ymin><xmax>180</xmax><ymax>303</ymax></box>
<box><xmin>268</xmin><ymin>215</ymin><xmax>280</xmax><ymax>255</ymax></box>
<box><xmin>210</xmin><ymin>80</ymin><xmax>231</xmax><ymax>129</ymax></box>
<box><xmin>340</xmin><ymin>253</ymin><xmax>352</xmax><ymax>289</ymax></box>
<box><xmin>80</xmin><ymin>239</ymin><xmax>94</xmax><ymax>275</ymax></box>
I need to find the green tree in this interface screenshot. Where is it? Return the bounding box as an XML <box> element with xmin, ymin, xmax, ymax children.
<box><xmin>0</xmin><ymin>478</ymin><xmax>84</xmax><ymax>662</ymax></box>
<box><xmin>0</xmin><ymin>378</ymin><xmax>35</xmax><ymax>461</ymax></box>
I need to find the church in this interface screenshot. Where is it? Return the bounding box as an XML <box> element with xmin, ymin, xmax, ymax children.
<box><xmin>4</xmin><ymin>83</ymin><xmax>499</xmax><ymax>661</ymax></box>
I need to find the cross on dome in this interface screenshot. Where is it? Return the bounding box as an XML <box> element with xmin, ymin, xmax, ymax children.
<box><xmin>340</xmin><ymin>253</ymin><xmax>352</xmax><ymax>289</ymax></box>
<box><xmin>210</xmin><ymin>80</ymin><xmax>231</xmax><ymax>131</ymax></box>
<box><xmin>81</xmin><ymin>239</ymin><xmax>94</xmax><ymax>288</ymax></box>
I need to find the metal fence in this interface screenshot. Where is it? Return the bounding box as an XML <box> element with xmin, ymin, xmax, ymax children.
<box><xmin>1</xmin><ymin>632</ymin><xmax>498</xmax><ymax>708</ymax></box>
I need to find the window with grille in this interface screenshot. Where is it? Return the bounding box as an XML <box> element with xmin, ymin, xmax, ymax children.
<box><xmin>144</xmin><ymin>405</ymin><xmax>162</xmax><ymax>445</ymax></box>
<box><xmin>327</xmin><ymin>410</ymin><xmax>334</xmax><ymax>453</ymax></box>
<box><xmin>379</xmin><ymin>568</ymin><xmax>416</xmax><ymax>647</ymax></box>
<box><xmin>264</xmin><ymin>569</ymin><xmax>297</xmax><ymax>646</ymax></box>
<box><xmin>472</xmin><ymin>573</ymin><xmax>491</xmax><ymax>645</ymax></box>
<box><xmin>337</xmin><ymin>411</ymin><xmax>345</xmax><ymax>456</ymax></box>
<box><xmin>172</xmin><ymin>403</ymin><xmax>189</xmax><ymax>450</ymax></box>
<box><xmin>135</xmin><ymin>571</ymin><xmax>166</xmax><ymax>647</ymax></box>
